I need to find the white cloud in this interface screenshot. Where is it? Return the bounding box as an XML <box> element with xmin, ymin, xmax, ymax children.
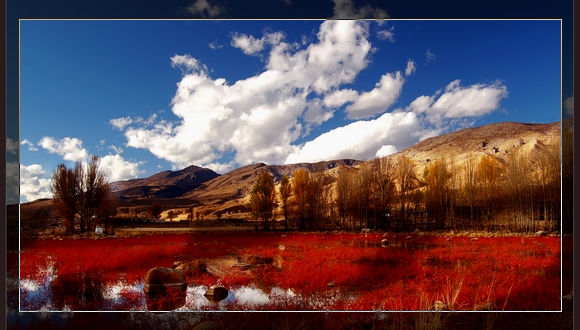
<box><xmin>120</xmin><ymin>21</ymin><xmax>377</xmax><ymax>170</ymax></box>
<box><xmin>285</xmin><ymin>111</ymin><xmax>432</xmax><ymax>164</ymax></box>
<box><xmin>564</xmin><ymin>95</ymin><xmax>573</xmax><ymax>115</ymax></box>
<box><xmin>39</xmin><ymin>136</ymin><xmax>89</xmax><ymax>162</ymax></box>
<box><xmin>405</xmin><ymin>59</ymin><xmax>416</xmax><ymax>76</ymax></box>
<box><xmin>99</xmin><ymin>154</ymin><xmax>146</xmax><ymax>182</ymax></box>
<box><xmin>323</xmin><ymin>89</ymin><xmax>359</xmax><ymax>108</ymax></box>
<box><xmin>209</xmin><ymin>41</ymin><xmax>223</xmax><ymax>50</ymax></box>
<box><xmin>22</xmin><ymin>139</ymin><xmax>39</xmax><ymax>151</ymax></box>
<box><xmin>345</xmin><ymin>71</ymin><xmax>405</xmax><ymax>119</ymax></box>
<box><xmin>171</xmin><ymin>54</ymin><xmax>208</xmax><ymax>74</ymax></box>
<box><xmin>331</xmin><ymin>0</ymin><xmax>389</xmax><ymax>19</ymax></box>
<box><xmin>185</xmin><ymin>0</ymin><xmax>224</xmax><ymax>18</ymax></box>
<box><xmin>20</xmin><ymin>164</ymin><xmax>52</xmax><ymax>203</ymax></box>
<box><xmin>427</xmin><ymin>79</ymin><xmax>508</xmax><ymax>119</ymax></box>
<box><xmin>376</xmin><ymin>145</ymin><xmax>397</xmax><ymax>158</ymax></box>
<box><xmin>6</xmin><ymin>138</ymin><xmax>18</xmax><ymax>154</ymax></box>
<box><xmin>108</xmin><ymin>145</ymin><xmax>124</xmax><ymax>154</ymax></box>
<box><xmin>426</xmin><ymin>49</ymin><xmax>436</xmax><ymax>62</ymax></box>
<box><xmin>110</xmin><ymin>117</ymin><xmax>133</xmax><ymax>130</ymax></box>
<box><xmin>377</xmin><ymin>29</ymin><xmax>395</xmax><ymax>42</ymax></box>
<box><xmin>231</xmin><ymin>32</ymin><xmax>285</xmax><ymax>56</ymax></box>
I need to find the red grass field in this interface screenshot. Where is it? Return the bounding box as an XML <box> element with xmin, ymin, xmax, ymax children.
<box><xmin>19</xmin><ymin>231</ymin><xmax>571</xmax><ymax>311</ymax></box>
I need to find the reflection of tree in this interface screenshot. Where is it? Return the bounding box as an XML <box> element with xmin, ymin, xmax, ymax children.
<box><xmin>50</xmin><ymin>271</ymin><xmax>105</xmax><ymax>310</ymax></box>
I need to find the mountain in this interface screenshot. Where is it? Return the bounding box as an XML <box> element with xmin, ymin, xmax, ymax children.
<box><xmin>110</xmin><ymin>165</ymin><xmax>220</xmax><ymax>200</ymax></box>
<box><xmin>20</xmin><ymin>120</ymin><xmax>564</xmax><ymax>223</ymax></box>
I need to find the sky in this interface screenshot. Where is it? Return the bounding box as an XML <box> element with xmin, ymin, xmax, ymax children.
<box><xmin>15</xmin><ymin>19</ymin><xmax>561</xmax><ymax>203</ymax></box>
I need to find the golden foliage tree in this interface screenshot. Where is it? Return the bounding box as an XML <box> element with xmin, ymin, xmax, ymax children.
<box><xmin>250</xmin><ymin>171</ymin><xmax>277</xmax><ymax>230</ymax></box>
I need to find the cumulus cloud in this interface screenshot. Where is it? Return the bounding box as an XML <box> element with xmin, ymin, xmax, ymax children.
<box><xmin>231</xmin><ymin>32</ymin><xmax>285</xmax><ymax>56</ymax></box>
<box><xmin>119</xmin><ymin>21</ymin><xmax>378</xmax><ymax>170</ymax></box>
<box><xmin>185</xmin><ymin>0</ymin><xmax>224</xmax><ymax>18</ymax></box>
<box><xmin>428</xmin><ymin>80</ymin><xmax>508</xmax><ymax>119</ymax></box>
<box><xmin>99</xmin><ymin>154</ymin><xmax>146</xmax><ymax>182</ymax></box>
<box><xmin>564</xmin><ymin>95</ymin><xmax>573</xmax><ymax>115</ymax></box>
<box><xmin>377</xmin><ymin>29</ymin><xmax>395</xmax><ymax>42</ymax></box>
<box><xmin>39</xmin><ymin>136</ymin><xmax>89</xmax><ymax>162</ymax></box>
<box><xmin>6</xmin><ymin>138</ymin><xmax>18</xmax><ymax>154</ymax></box>
<box><xmin>375</xmin><ymin>145</ymin><xmax>397</xmax><ymax>158</ymax></box>
<box><xmin>345</xmin><ymin>71</ymin><xmax>405</xmax><ymax>119</ymax></box>
<box><xmin>405</xmin><ymin>60</ymin><xmax>416</xmax><ymax>76</ymax></box>
<box><xmin>20</xmin><ymin>164</ymin><xmax>52</xmax><ymax>203</ymax></box>
<box><xmin>110</xmin><ymin>117</ymin><xmax>133</xmax><ymax>130</ymax></box>
<box><xmin>331</xmin><ymin>0</ymin><xmax>389</xmax><ymax>19</ymax></box>
<box><xmin>286</xmin><ymin>111</ymin><xmax>433</xmax><ymax>164</ymax></box>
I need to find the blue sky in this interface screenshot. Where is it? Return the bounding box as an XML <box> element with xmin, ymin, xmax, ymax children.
<box><xmin>16</xmin><ymin>19</ymin><xmax>561</xmax><ymax>203</ymax></box>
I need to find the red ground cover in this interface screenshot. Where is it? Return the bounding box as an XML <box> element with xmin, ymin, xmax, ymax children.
<box><xmin>19</xmin><ymin>232</ymin><xmax>569</xmax><ymax>311</ymax></box>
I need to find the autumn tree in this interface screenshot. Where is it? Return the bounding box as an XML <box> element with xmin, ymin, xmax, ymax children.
<box><xmin>477</xmin><ymin>154</ymin><xmax>502</xmax><ymax>229</ymax></box>
<box><xmin>249</xmin><ymin>171</ymin><xmax>277</xmax><ymax>230</ymax></box>
<box><xmin>279</xmin><ymin>174</ymin><xmax>292</xmax><ymax>230</ymax></box>
<box><xmin>462</xmin><ymin>155</ymin><xmax>481</xmax><ymax>229</ymax></box>
<box><xmin>423</xmin><ymin>157</ymin><xmax>452</xmax><ymax>230</ymax></box>
<box><xmin>396</xmin><ymin>155</ymin><xmax>417</xmax><ymax>228</ymax></box>
<box><xmin>310</xmin><ymin>164</ymin><xmax>332</xmax><ymax>229</ymax></box>
<box><xmin>503</xmin><ymin>149</ymin><xmax>535</xmax><ymax>231</ymax></box>
<box><xmin>150</xmin><ymin>202</ymin><xmax>163</xmax><ymax>219</ymax></box>
<box><xmin>291</xmin><ymin>168</ymin><xmax>313</xmax><ymax>230</ymax></box>
<box><xmin>167</xmin><ymin>210</ymin><xmax>177</xmax><ymax>221</ymax></box>
<box><xmin>50</xmin><ymin>156</ymin><xmax>115</xmax><ymax>233</ymax></box>
<box><xmin>530</xmin><ymin>141</ymin><xmax>560</xmax><ymax>231</ymax></box>
<box><xmin>370</xmin><ymin>157</ymin><xmax>396</xmax><ymax>229</ymax></box>
<box><xmin>335</xmin><ymin>166</ymin><xmax>354</xmax><ymax>230</ymax></box>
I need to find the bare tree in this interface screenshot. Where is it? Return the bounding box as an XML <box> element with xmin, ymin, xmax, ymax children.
<box><xmin>50</xmin><ymin>156</ymin><xmax>115</xmax><ymax>234</ymax></box>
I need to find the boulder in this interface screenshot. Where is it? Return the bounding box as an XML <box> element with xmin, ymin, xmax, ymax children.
<box><xmin>144</xmin><ymin>267</ymin><xmax>186</xmax><ymax>293</ymax></box>
<box><xmin>204</xmin><ymin>285</ymin><xmax>229</xmax><ymax>302</ymax></box>
<box><xmin>535</xmin><ymin>230</ymin><xmax>546</xmax><ymax>236</ymax></box>
<box><xmin>143</xmin><ymin>267</ymin><xmax>187</xmax><ymax>311</ymax></box>
<box><xmin>433</xmin><ymin>301</ymin><xmax>448</xmax><ymax>311</ymax></box>
<box><xmin>380</xmin><ymin>239</ymin><xmax>389</xmax><ymax>247</ymax></box>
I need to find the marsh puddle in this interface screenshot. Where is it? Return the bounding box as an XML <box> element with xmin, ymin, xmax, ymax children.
<box><xmin>20</xmin><ymin>271</ymin><xmax>346</xmax><ymax>311</ymax></box>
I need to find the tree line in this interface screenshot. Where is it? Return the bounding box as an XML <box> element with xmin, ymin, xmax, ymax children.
<box><xmin>250</xmin><ymin>142</ymin><xmax>564</xmax><ymax>233</ymax></box>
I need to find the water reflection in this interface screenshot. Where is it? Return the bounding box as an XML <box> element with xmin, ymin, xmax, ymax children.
<box><xmin>21</xmin><ymin>273</ymin><xmax>346</xmax><ymax>311</ymax></box>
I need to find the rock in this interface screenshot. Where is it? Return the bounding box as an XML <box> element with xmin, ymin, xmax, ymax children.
<box><xmin>535</xmin><ymin>230</ymin><xmax>546</xmax><ymax>236</ymax></box>
<box><xmin>383</xmin><ymin>233</ymin><xmax>389</xmax><ymax>237</ymax></box>
<box><xmin>405</xmin><ymin>236</ymin><xmax>413</xmax><ymax>240</ymax></box>
<box><xmin>327</xmin><ymin>281</ymin><xmax>337</xmax><ymax>287</ymax></box>
<box><xmin>433</xmin><ymin>301</ymin><xmax>448</xmax><ymax>311</ymax></box>
<box><xmin>361</xmin><ymin>228</ymin><xmax>371</xmax><ymax>234</ymax></box>
<box><xmin>470</xmin><ymin>237</ymin><xmax>479</xmax><ymax>241</ymax></box>
<box><xmin>144</xmin><ymin>267</ymin><xmax>186</xmax><ymax>294</ymax></box>
<box><xmin>143</xmin><ymin>267</ymin><xmax>187</xmax><ymax>311</ymax></box>
<box><xmin>380</xmin><ymin>239</ymin><xmax>389</xmax><ymax>247</ymax></box>
<box><xmin>204</xmin><ymin>285</ymin><xmax>229</xmax><ymax>302</ymax></box>
<box><xmin>174</xmin><ymin>260</ymin><xmax>207</xmax><ymax>276</ymax></box>
<box><xmin>278</xmin><ymin>244</ymin><xmax>286</xmax><ymax>251</ymax></box>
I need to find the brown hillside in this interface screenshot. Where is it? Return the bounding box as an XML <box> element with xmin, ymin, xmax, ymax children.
<box><xmin>20</xmin><ymin>121</ymin><xmax>562</xmax><ymax>224</ymax></box>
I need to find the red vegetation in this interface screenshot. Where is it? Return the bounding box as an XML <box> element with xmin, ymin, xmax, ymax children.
<box><xmin>20</xmin><ymin>232</ymin><xmax>569</xmax><ymax>311</ymax></box>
